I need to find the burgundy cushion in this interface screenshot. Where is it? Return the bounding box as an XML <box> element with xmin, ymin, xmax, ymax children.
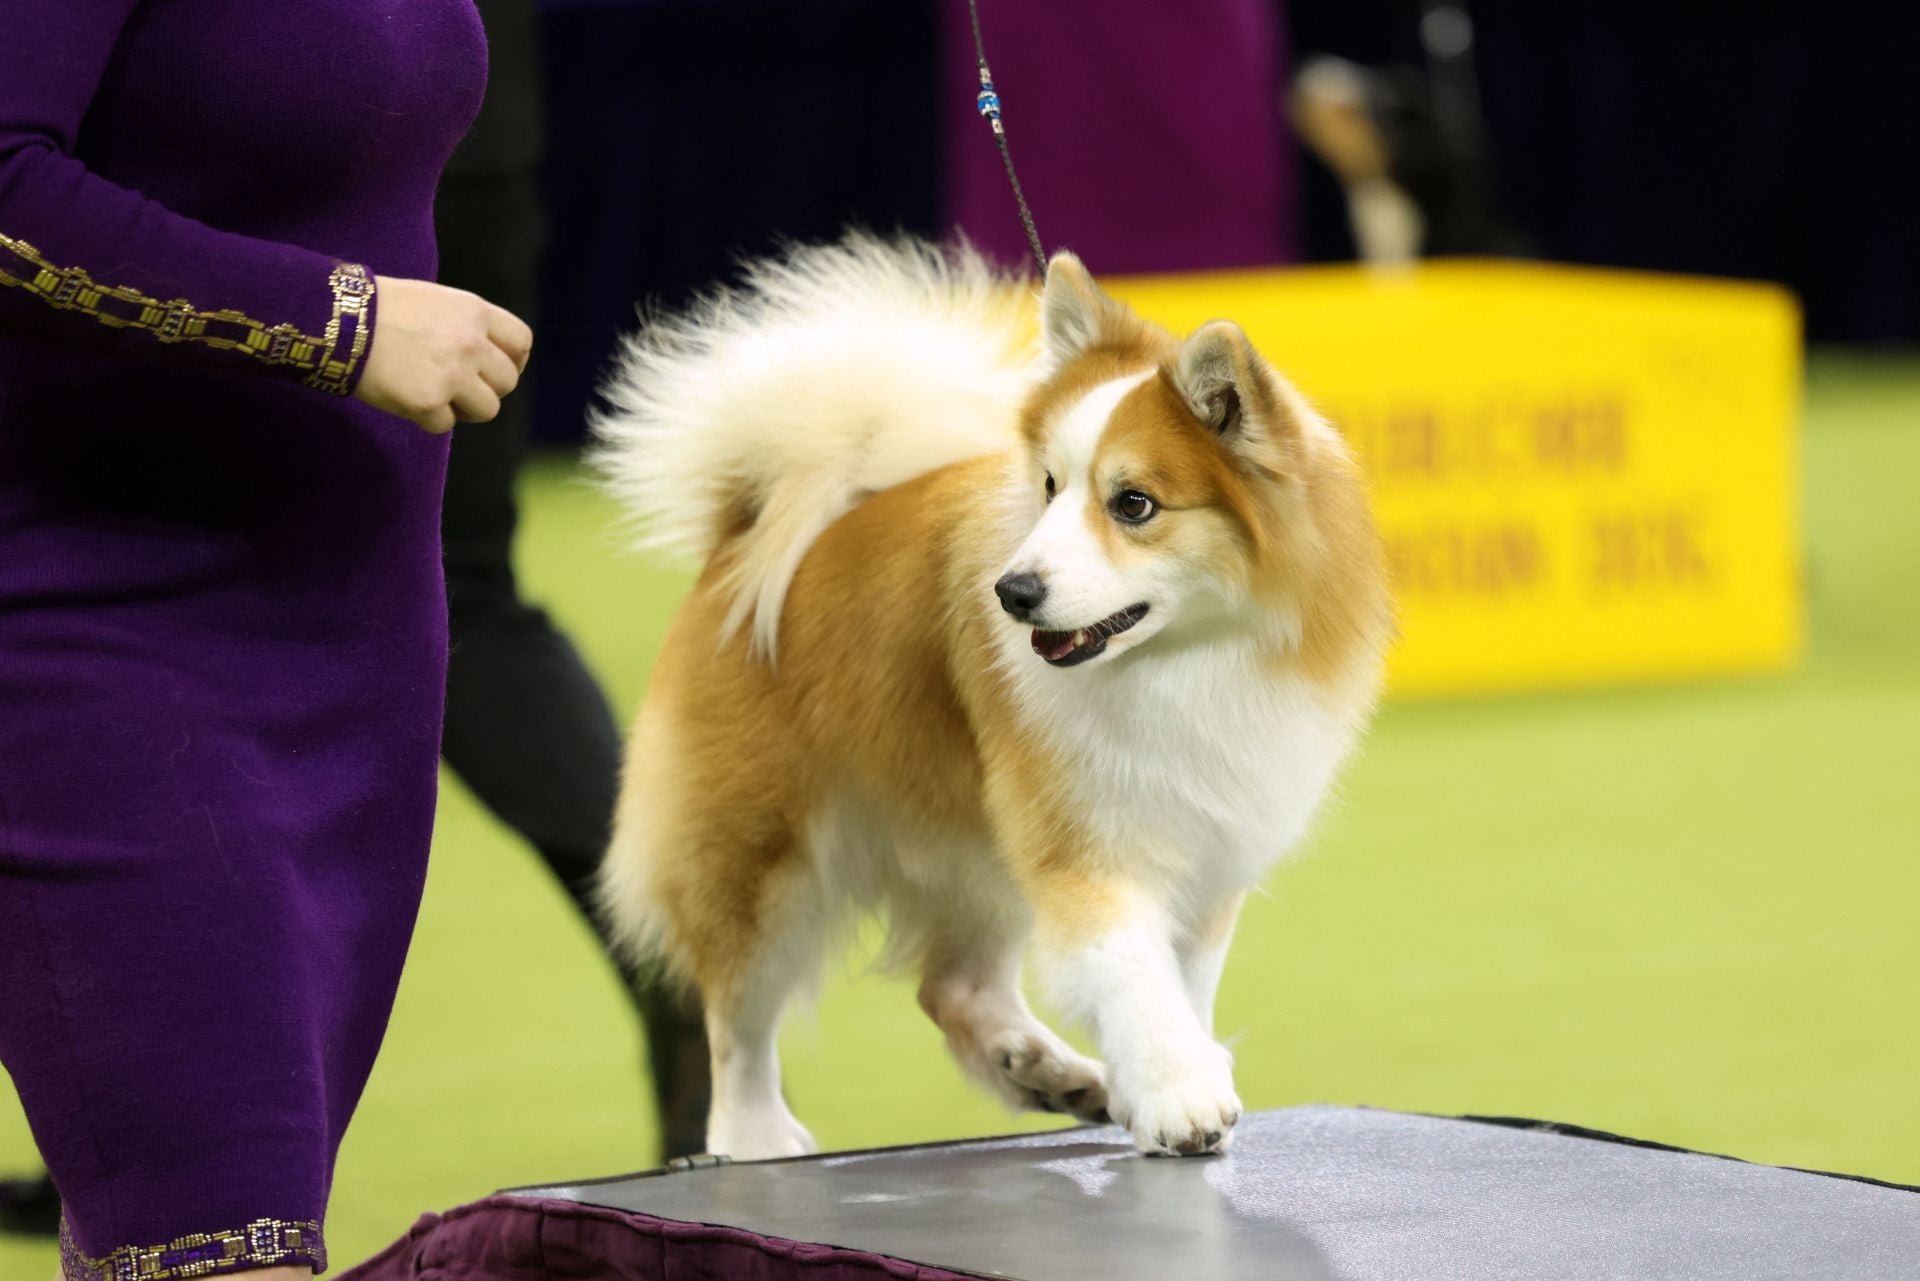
<box><xmin>337</xmin><ymin>1194</ymin><xmax>977</xmax><ymax>1281</ymax></box>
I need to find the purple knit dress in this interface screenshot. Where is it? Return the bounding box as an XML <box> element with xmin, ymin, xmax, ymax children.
<box><xmin>0</xmin><ymin>3</ymin><xmax>485</xmax><ymax>1276</ymax></box>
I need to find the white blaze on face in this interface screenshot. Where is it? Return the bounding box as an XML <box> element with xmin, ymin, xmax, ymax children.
<box><xmin>1006</xmin><ymin>371</ymin><xmax>1154</xmax><ymax>629</ymax></box>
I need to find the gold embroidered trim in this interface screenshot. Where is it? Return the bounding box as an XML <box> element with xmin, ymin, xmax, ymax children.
<box><xmin>60</xmin><ymin>1215</ymin><xmax>326</xmax><ymax>1280</ymax></box>
<box><xmin>0</xmin><ymin>230</ymin><xmax>373</xmax><ymax>396</ymax></box>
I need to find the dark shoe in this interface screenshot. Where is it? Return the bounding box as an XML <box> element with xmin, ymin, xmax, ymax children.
<box><xmin>0</xmin><ymin>1172</ymin><xmax>60</xmax><ymax>1237</ymax></box>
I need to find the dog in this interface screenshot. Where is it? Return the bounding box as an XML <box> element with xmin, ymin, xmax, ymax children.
<box><xmin>593</xmin><ymin>237</ymin><xmax>1391</xmax><ymax>1160</ymax></box>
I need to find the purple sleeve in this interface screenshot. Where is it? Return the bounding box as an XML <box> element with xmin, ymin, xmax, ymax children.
<box><xmin>0</xmin><ymin>0</ymin><xmax>376</xmax><ymax>396</ymax></box>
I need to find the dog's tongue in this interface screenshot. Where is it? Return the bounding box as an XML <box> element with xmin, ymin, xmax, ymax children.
<box><xmin>1033</xmin><ymin>629</ymin><xmax>1085</xmax><ymax>662</ymax></box>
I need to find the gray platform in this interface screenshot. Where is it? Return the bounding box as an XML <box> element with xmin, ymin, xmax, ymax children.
<box><xmin>509</xmin><ymin>1105</ymin><xmax>1920</xmax><ymax>1280</ymax></box>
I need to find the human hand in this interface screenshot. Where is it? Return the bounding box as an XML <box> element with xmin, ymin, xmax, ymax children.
<box><xmin>353</xmin><ymin>277</ymin><xmax>533</xmax><ymax>433</ymax></box>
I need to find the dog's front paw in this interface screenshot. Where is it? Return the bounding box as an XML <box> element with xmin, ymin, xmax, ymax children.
<box><xmin>1115</xmin><ymin>1057</ymin><xmax>1241</xmax><ymax>1157</ymax></box>
<box><xmin>988</xmin><ymin>1032</ymin><xmax>1110</xmax><ymax>1123</ymax></box>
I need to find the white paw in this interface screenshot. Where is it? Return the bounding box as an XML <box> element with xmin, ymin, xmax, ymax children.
<box><xmin>707</xmin><ymin>1107</ymin><xmax>817</xmax><ymax>1162</ymax></box>
<box><xmin>986</xmin><ymin>1031</ymin><xmax>1110</xmax><ymax>1123</ymax></box>
<box><xmin>1114</xmin><ymin>1054</ymin><xmax>1241</xmax><ymax>1157</ymax></box>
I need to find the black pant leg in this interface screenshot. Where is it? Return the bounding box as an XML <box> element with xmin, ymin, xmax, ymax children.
<box><xmin>438</xmin><ymin>541</ymin><xmax>712</xmax><ymax>1161</ymax></box>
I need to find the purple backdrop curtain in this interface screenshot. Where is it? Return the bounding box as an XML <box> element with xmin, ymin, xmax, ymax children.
<box><xmin>941</xmin><ymin>0</ymin><xmax>1300</xmax><ymax>275</ymax></box>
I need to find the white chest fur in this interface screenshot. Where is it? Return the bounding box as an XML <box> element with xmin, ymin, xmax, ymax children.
<box><xmin>996</xmin><ymin>630</ymin><xmax>1361</xmax><ymax>921</ymax></box>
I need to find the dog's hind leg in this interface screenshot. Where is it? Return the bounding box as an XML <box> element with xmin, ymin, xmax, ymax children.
<box><xmin>608</xmin><ymin>707</ymin><xmax>824</xmax><ymax>1162</ymax></box>
<box><xmin>698</xmin><ymin>856</ymin><xmax>827</xmax><ymax>1162</ymax></box>
<box><xmin>908</xmin><ymin>888</ymin><xmax>1109</xmax><ymax>1124</ymax></box>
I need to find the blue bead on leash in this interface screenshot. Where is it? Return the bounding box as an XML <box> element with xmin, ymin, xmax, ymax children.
<box><xmin>976</xmin><ymin>78</ymin><xmax>1003</xmax><ymax>130</ymax></box>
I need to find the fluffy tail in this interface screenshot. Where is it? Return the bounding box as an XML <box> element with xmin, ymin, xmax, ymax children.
<box><xmin>590</xmin><ymin>235</ymin><xmax>1037</xmax><ymax>657</ymax></box>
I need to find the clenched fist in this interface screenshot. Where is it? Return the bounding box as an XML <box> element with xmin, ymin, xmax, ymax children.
<box><xmin>353</xmin><ymin>276</ymin><xmax>533</xmax><ymax>433</ymax></box>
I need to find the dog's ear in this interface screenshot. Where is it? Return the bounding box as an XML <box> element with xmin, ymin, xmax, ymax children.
<box><xmin>1167</xmin><ymin>321</ymin><xmax>1302</xmax><ymax>469</ymax></box>
<box><xmin>1040</xmin><ymin>251</ymin><xmax>1129</xmax><ymax>365</ymax></box>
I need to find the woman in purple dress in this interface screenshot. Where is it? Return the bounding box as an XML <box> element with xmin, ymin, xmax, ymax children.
<box><xmin>0</xmin><ymin>3</ymin><xmax>531</xmax><ymax>1277</ymax></box>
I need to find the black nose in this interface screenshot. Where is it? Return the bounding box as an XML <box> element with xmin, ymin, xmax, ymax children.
<box><xmin>995</xmin><ymin>571</ymin><xmax>1047</xmax><ymax>619</ymax></box>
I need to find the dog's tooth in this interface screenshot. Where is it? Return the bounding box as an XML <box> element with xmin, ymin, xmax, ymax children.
<box><xmin>1072</xmin><ymin>629</ymin><xmax>1088</xmax><ymax>646</ymax></box>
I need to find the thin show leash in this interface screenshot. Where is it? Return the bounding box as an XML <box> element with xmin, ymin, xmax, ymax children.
<box><xmin>965</xmin><ymin>0</ymin><xmax>1049</xmax><ymax>280</ymax></box>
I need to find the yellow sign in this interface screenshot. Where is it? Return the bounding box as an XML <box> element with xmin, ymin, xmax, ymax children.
<box><xmin>1107</xmin><ymin>261</ymin><xmax>1803</xmax><ymax>697</ymax></box>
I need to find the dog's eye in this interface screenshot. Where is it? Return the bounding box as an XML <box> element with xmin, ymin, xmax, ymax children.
<box><xmin>1044</xmin><ymin>471</ymin><xmax>1057</xmax><ymax>501</ymax></box>
<box><xmin>1112</xmin><ymin>490</ymin><xmax>1157</xmax><ymax>524</ymax></box>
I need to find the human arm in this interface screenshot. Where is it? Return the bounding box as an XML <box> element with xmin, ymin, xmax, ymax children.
<box><xmin>0</xmin><ymin>0</ymin><xmax>529</xmax><ymax>427</ymax></box>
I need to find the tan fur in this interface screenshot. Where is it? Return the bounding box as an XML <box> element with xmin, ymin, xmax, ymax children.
<box><xmin>610</xmin><ymin>458</ymin><xmax>1007</xmax><ymax>1001</ymax></box>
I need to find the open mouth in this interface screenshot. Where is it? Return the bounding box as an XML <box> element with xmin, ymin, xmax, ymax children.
<box><xmin>1030</xmin><ymin>603</ymin><xmax>1151</xmax><ymax>667</ymax></box>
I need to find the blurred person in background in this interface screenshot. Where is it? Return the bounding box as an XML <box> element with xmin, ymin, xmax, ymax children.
<box><xmin>1288</xmin><ymin>1</ymin><xmax>1524</xmax><ymax>267</ymax></box>
<box><xmin>1284</xmin><ymin>0</ymin><xmax>1920</xmax><ymax>339</ymax></box>
<box><xmin>432</xmin><ymin>0</ymin><xmax>711</xmax><ymax>1164</ymax></box>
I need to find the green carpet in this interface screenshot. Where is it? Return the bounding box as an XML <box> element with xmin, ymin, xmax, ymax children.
<box><xmin>4</xmin><ymin>352</ymin><xmax>1916</xmax><ymax>1276</ymax></box>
